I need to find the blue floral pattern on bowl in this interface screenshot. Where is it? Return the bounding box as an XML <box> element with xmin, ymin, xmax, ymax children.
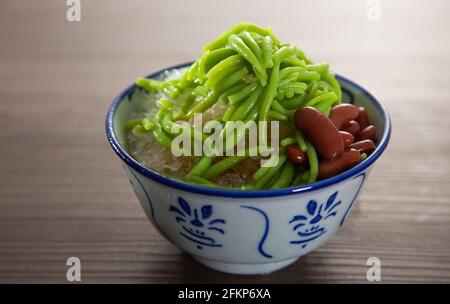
<box><xmin>169</xmin><ymin>197</ymin><xmax>226</xmax><ymax>250</ymax></box>
<box><xmin>289</xmin><ymin>191</ymin><xmax>341</xmax><ymax>248</ymax></box>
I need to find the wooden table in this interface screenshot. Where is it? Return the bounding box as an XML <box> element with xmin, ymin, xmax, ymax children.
<box><xmin>1</xmin><ymin>0</ymin><xmax>449</xmax><ymax>283</ymax></box>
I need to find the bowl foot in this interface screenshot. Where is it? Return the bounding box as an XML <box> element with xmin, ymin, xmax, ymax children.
<box><xmin>191</xmin><ymin>255</ymin><xmax>299</xmax><ymax>275</ymax></box>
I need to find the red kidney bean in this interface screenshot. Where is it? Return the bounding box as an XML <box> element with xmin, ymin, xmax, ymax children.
<box><xmin>339</xmin><ymin>131</ymin><xmax>354</xmax><ymax>148</ymax></box>
<box><xmin>318</xmin><ymin>149</ymin><xmax>361</xmax><ymax>180</ymax></box>
<box><xmin>356</xmin><ymin>107</ymin><xmax>370</xmax><ymax>130</ymax></box>
<box><xmin>286</xmin><ymin>144</ymin><xmax>308</xmax><ymax>165</ymax></box>
<box><xmin>329</xmin><ymin>103</ymin><xmax>359</xmax><ymax>129</ymax></box>
<box><xmin>357</xmin><ymin>125</ymin><xmax>376</xmax><ymax>141</ymax></box>
<box><xmin>349</xmin><ymin>139</ymin><xmax>376</xmax><ymax>154</ymax></box>
<box><xmin>295</xmin><ymin>106</ymin><xmax>344</xmax><ymax>160</ymax></box>
<box><xmin>341</xmin><ymin>120</ymin><xmax>360</xmax><ymax>135</ymax></box>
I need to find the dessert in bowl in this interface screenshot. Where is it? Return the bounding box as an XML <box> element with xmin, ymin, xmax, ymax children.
<box><xmin>106</xmin><ymin>23</ymin><xmax>391</xmax><ymax>274</ymax></box>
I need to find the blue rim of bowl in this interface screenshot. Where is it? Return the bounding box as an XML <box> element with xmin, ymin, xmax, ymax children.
<box><xmin>106</xmin><ymin>62</ymin><xmax>391</xmax><ymax>198</ymax></box>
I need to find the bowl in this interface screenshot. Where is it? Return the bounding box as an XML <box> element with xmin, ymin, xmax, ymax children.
<box><xmin>105</xmin><ymin>62</ymin><xmax>391</xmax><ymax>275</ymax></box>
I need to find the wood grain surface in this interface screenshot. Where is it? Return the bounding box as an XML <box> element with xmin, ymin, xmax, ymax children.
<box><xmin>1</xmin><ymin>0</ymin><xmax>449</xmax><ymax>283</ymax></box>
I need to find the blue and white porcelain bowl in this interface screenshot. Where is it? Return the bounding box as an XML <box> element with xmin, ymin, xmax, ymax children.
<box><xmin>106</xmin><ymin>63</ymin><xmax>391</xmax><ymax>275</ymax></box>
